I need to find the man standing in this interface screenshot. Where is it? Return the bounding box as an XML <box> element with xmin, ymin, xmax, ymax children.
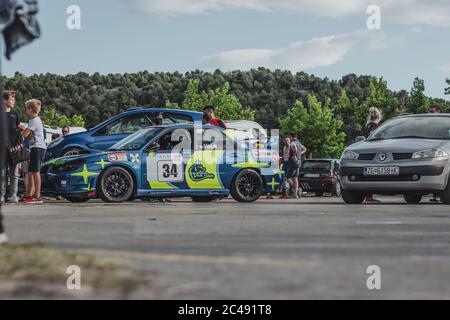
<box><xmin>1</xmin><ymin>90</ymin><xmax>20</xmax><ymax>204</ymax></box>
<box><xmin>280</xmin><ymin>137</ymin><xmax>300</xmax><ymax>199</ymax></box>
<box><xmin>290</xmin><ymin>132</ymin><xmax>307</xmax><ymax>166</ymax></box>
<box><xmin>203</xmin><ymin>105</ymin><xmax>227</xmax><ymax>129</ymax></box>
<box><xmin>0</xmin><ymin>100</ymin><xmax>8</xmax><ymax>244</ymax></box>
<box><xmin>62</xmin><ymin>126</ymin><xmax>70</xmax><ymax>136</ymax></box>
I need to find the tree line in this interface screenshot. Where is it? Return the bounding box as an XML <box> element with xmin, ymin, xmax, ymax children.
<box><xmin>3</xmin><ymin>69</ymin><xmax>449</xmax><ymax>158</ymax></box>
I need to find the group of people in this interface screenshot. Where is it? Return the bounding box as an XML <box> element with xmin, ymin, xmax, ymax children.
<box><xmin>1</xmin><ymin>90</ymin><xmax>47</xmax><ymax>206</ymax></box>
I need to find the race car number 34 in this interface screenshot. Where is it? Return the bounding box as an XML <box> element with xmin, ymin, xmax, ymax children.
<box><xmin>157</xmin><ymin>160</ymin><xmax>183</xmax><ymax>182</ymax></box>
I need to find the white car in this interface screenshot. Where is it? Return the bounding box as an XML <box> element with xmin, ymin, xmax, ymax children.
<box><xmin>20</xmin><ymin>123</ymin><xmax>87</xmax><ymax>145</ymax></box>
<box><xmin>225</xmin><ymin>120</ymin><xmax>268</xmax><ymax>144</ymax></box>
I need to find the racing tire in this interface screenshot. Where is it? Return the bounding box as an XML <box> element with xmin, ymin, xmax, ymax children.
<box><xmin>65</xmin><ymin>196</ymin><xmax>90</xmax><ymax>203</ymax></box>
<box><xmin>63</xmin><ymin>147</ymin><xmax>83</xmax><ymax>157</ymax></box>
<box><xmin>98</xmin><ymin>166</ymin><xmax>134</xmax><ymax>203</ymax></box>
<box><xmin>332</xmin><ymin>182</ymin><xmax>342</xmax><ymax>197</ymax></box>
<box><xmin>341</xmin><ymin>189</ymin><xmax>366</xmax><ymax>204</ymax></box>
<box><xmin>403</xmin><ymin>194</ymin><xmax>422</xmax><ymax>204</ymax></box>
<box><xmin>191</xmin><ymin>196</ymin><xmax>216</xmax><ymax>202</ymax></box>
<box><xmin>230</xmin><ymin>169</ymin><xmax>264</xmax><ymax>203</ymax></box>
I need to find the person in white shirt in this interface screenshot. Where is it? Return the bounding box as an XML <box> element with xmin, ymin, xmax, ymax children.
<box><xmin>21</xmin><ymin>99</ymin><xmax>46</xmax><ymax>204</ymax></box>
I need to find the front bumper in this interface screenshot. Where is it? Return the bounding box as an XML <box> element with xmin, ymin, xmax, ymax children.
<box><xmin>340</xmin><ymin>160</ymin><xmax>449</xmax><ymax>193</ymax></box>
<box><xmin>41</xmin><ymin>172</ymin><xmax>96</xmax><ymax>198</ymax></box>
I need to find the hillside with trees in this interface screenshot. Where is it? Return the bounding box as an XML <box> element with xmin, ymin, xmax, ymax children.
<box><xmin>3</xmin><ymin>69</ymin><xmax>449</xmax><ymax>157</ymax></box>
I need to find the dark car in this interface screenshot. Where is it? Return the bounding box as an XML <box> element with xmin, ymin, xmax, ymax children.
<box><xmin>298</xmin><ymin>159</ymin><xmax>341</xmax><ymax>196</ymax></box>
<box><xmin>45</xmin><ymin>108</ymin><xmax>203</xmax><ymax>160</ymax></box>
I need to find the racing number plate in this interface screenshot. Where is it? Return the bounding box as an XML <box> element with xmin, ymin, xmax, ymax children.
<box><xmin>157</xmin><ymin>160</ymin><xmax>184</xmax><ymax>182</ymax></box>
<box><xmin>363</xmin><ymin>166</ymin><xmax>400</xmax><ymax>176</ymax></box>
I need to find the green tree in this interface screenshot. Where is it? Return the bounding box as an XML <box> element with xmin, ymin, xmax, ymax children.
<box><xmin>364</xmin><ymin>79</ymin><xmax>400</xmax><ymax>121</ymax></box>
<box><xmin>446</xmin><ymin>79</ymin><xmax>450</xmax><ymax>95</ymax></box>
<box><xmin>334</xmin><ymin>89</ymin><xmax>366</xmax><ymax>144</ymax></box>
<box><xmin>70</xmin><ymin>114</ymin><xmax>86</xmax><ymax>127</ymax></box>
<box><xmin>279</xmin><ymin>95</ymin><xmax>346</xmax><ymax>158</ymax></box>
<box><xmin>408</xmin><ymin>77</ymin><xmax>430</xmax><ymax>114</ymax></box>
<box><xmin>3</xmin><ymin>71</ymin><xmax>449</xmax><ymax>130</ymax></box>
<box><xmin>43</xmin><ymin>107</ymin><xmax>85</xmax><ymax>127</ymax></box>
<box><xmin>166</xmin><ymin>79</ymin><xmax>254</xmax><ymax>120</ymax></box>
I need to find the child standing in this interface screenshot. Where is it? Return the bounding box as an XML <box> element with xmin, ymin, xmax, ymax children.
<box><xmin>21</xmin><ymin>99</ymin><xmax>46</xmax><ymax>204</ymax></box>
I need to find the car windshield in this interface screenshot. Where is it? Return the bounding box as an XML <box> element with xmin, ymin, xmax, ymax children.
<box><xmin>109</xmin><ymin>128</ymin><xmax>163</xmax><ymax>151</ymax></box>
<box><xmin>301</xmin><ymin>161</ymin><xmax>331</xmax><ymax>173</ymax></box>
<box><xmin>368</xmin><ymin>116</ymin><xmax>450</xmax><ymax>141</ymax></box>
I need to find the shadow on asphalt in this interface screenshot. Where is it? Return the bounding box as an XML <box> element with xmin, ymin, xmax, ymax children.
<box><xmin>14</xmin><ymin>199</ymin><xmax>448</xmax><ymax>206</ymax></box>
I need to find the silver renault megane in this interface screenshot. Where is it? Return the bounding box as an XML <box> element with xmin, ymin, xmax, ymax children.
<box><xmin>340</xmin><ymin>114</ymin><xmax>450</xmax><ymax>204</ymax></box>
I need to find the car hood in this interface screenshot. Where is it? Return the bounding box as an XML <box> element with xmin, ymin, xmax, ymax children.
<box><xmin>45</xmin><ymin>150</ymin><xmax>127</xmax><ymax>165</ymax></box>
<box><xmin>348</xmin><ymin>138</ymin><xmax>448</xmax><ymax>153</ymax></box>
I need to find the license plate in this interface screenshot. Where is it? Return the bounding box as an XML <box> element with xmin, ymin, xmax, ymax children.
<box><xmin>364</xmin><ymin>167</ymin><xmax>399</xmax><ymax>176</ymax></box>
<box><xmin>304</xmin><ymin>173</ymin><xmax>320</xmax><ymax>178</ymax></box>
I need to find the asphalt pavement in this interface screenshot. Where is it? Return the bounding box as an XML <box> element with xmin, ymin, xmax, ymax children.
<box><xmin>3</xmin><ymin>196</ymin><xmax>450</xmax><ymax>299</ymax></box>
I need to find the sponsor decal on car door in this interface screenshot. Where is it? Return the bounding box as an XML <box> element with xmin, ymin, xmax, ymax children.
<box><xmin>185</xmin><ymin>150</ymin><xmax>223</xmax><ymax>189</ymax></box>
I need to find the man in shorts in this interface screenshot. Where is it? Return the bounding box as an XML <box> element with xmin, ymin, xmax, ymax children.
<box><xmin>280</xmin><ymin>137</ymin><xmax>300</xmax><ymax>199</ymax></box>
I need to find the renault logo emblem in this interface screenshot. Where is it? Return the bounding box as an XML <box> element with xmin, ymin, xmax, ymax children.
<box><xmin>379</xmin><ymin>152</ymin><xmax>387</xmax><ymax>161</ymax></box>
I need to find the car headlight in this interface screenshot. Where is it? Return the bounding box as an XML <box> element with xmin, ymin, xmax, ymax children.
<box><xmin>47</xmin><ymin>137</ymin><xmax>64</xmax><ymax>149</ymax></box>
<box><xmin>341</xmin><ymin>150</ymin><xmax>359</xmax><ymax>160</ymax></box>
<box><xmin>52</xmin><ymin>159</ymin><xmax>85</xmax><ymax>173</ymax></box>
<box><xmin>412</xmin><ymin>148</ymin><xmax>449</xmax><ymax>160</ymax></box>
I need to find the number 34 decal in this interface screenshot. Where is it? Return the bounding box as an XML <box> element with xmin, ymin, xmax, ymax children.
<box><xmin>162</xmin><ymin>163</ymin><xmax>178</xmax><ymax>178</ymax></box>
<box><xmin>157</xmin><ymin>160</ymin><xmax>183</xmax><ymax>182</ymax></box>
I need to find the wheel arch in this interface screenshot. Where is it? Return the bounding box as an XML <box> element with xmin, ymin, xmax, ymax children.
<box><xmin>62</xmin><ymin>145</ymin><xmax>89</xmax><ymax>155</ymax></box>
<box><xmin>230</xmin><ymin>167</ymin><xmax>263</xmax><ymax>187</ymax></box>
<box><xmin>96</xmin><ymin>164</ymin><xmax>139</xmax><ymax>198</ymax></box>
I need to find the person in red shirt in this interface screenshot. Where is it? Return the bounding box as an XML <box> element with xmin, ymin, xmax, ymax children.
<box><xmin>203</xmin><ymin>105</ymin><xmax>227</xmax><ymax>129</ymax></box>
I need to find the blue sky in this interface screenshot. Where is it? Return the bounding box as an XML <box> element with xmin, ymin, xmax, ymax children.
<box><xmin>3</xmin><ymin>0</ymin><xmax>450</xmax><ymax>99</ymax></box>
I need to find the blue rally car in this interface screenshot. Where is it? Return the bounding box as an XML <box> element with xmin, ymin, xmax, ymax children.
<box><xmin>41</xmin><ymin>124</ymin><xmax>284</xmax><ymax>203</ymax></box>
<box><xmin>45</xmin><ymin>108</ymin><xmax>203</xmax><ymax>160</ymax></box>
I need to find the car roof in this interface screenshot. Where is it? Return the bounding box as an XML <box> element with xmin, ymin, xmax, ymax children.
<box><xmin>124</xmin><ymin>108</ymin><xmax>203</xmax><ymax>116</ymax></box>
<box><xmin>89</xmin><ymin>108</ymin><xmax>203</xmax><ymax>131</ymax></box>
<box><xmin>143</xmin><ymin>124</ymin><xmax>225</xmax><ymax>131</ymax></box>
<box><xmin>395</xmin><ymin>113</ymin><xmax>450</xmax><ymax>119</ymax></box>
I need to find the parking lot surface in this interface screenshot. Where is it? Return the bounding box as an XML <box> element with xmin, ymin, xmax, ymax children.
<box><xmin>3</xmin><ymin>196</ymin><xmax>450</xmax><ymax>299</ymax></box>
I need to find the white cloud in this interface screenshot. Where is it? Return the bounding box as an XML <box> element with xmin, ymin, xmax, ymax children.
<box><xmin>439</xmin><ymin>63</ymin><xmax>450</xmax><ymax>73</ymax></box>
<box><xmin>123</xmin><ymin>0</ymin><xmax>450</xmax><ymax>27</ymax></box>
<box><xmin>199</xmin><ymin>30</ymin><xmax>399</xmax><ymax>71</ymax></box>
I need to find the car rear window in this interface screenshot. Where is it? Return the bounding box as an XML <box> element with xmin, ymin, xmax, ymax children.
<box><xmin>301</xmin><ymin>161</ymin><xmax>331</xmax><ymax>173</ymax></box>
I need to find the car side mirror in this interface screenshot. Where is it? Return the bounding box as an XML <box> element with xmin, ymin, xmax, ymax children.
<box><xmin>355</xmin><ymin>136</ymin><xmax>365</xmax><ymax>143</ymax></box>
<box><xmin>147</xmin><ymin>142</ymin><xmax>160</xmax><ymax>152</ymax></box>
